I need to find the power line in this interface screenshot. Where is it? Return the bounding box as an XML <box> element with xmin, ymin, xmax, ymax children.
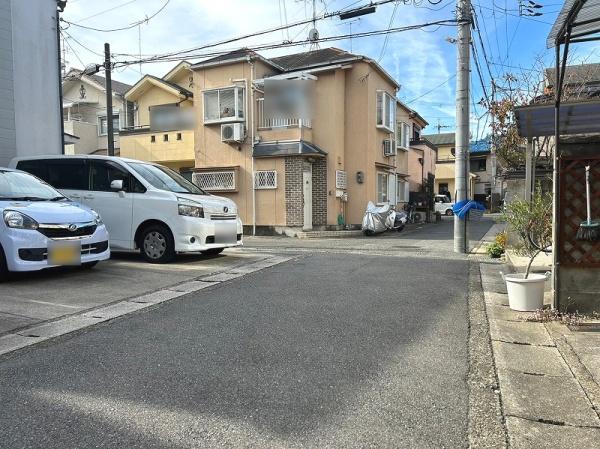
<box><xmin>71</xmin><ymin>0</ymin><xmax>138</xmax><ymax>23</ymax></box>
<box><xmin>405</xmin><ymin>74</ymin><xmax>456</xmax><ymax>103</ymax></box>
<box><xmin>61</xmin><ymin>0</ymin><xmax>170</xmax><ymax>33</ymax></box>
<box><xmin>377</xmin><ymin>0</ymin><xmax>400</xmax><ymax>62</ymax></box>
<box><xmin>111</xmin><ymin>0</ymin><xmax>399</xmax><ymax>60</ymax></box>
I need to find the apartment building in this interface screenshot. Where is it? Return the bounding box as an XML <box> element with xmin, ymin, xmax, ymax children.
<box><xmin>0</xmin><ymin>0</ymin><xmax>62</xmax><ymax>166</ymax></box>
<box><xmin>189</xmin><ymin>47</ymin><xmax>429</xmax><ymax>232</ymax></box>
<box><xmin>61</xmin><ymin>69</ymin><xmax>132</xmax><ymax>155</ymax></box>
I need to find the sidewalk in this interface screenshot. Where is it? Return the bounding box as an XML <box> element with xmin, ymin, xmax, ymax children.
<box><xmin>476</xmin><ymin>226</ymin><xmax>600</xmax><ymax>448</ymax></box>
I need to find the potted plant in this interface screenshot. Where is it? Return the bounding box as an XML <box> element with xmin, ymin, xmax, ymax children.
<box><xmin>501</xmin><ymin>188</ymin><xmax>553</xmax><ymax>311</ymax></box>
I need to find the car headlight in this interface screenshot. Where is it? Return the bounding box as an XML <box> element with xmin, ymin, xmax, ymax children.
<box><xmin>178</xmin><ymin>203</ymin><xmax>204</xmax><ymax>218</ymax></box>
<box><xmin>92</xmin><ymin>210</ymin><xmax>103</xmax><ymax>225</ymax></box>
<box><xmin>3</xmin><ymin>210</ymin><xmax>39</xmax><ymax>230</ymax></box>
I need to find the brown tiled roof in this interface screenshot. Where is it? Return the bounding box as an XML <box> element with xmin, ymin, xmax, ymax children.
<box><xmin>64</xmin><ymin>69</ymin><xmax>132</xmax><ymax>95</ymax></box>
<box><xmin>545</xmin><ymin>63</ymin><xmax>600</xmax><ymax>87</ymax></box>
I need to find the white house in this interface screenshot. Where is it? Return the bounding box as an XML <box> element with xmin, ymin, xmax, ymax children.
<box><xmin>0</xmin><ymin>0</ymin><xmax>63</xmax><ymax>166</ymax></box>
<box><xmin>62</xmin><ymin>69</ymin><xmax>132</xmax><ymax>155</ymax></box>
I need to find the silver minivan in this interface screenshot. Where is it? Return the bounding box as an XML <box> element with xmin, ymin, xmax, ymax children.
<box><xmin>11</xmin><ymin>155</ymin><xmax>243</xmax><ymax>263</ymax></box>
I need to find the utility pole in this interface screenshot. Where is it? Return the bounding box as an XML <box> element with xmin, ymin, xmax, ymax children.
<box><xmin>454</xmin><ymin>0</ymin><xmax>471</xmax><ymax>253</ymax></box>
<box><xmin>104</xmin><ymin>42</ymin><xmax>115</xmax><ymax>157</ymax></box>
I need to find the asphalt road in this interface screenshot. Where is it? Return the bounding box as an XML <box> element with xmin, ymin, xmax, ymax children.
<box><xmin>0</xmin><ymin>218</ymin><xmax>493</xmax><ymax>448</ymax></box>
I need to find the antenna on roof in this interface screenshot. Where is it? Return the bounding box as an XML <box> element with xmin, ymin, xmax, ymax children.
<box><xmin>309</xmin><ymin>0</ymin><xmax>320</xmax><ymax>50</ymax></box>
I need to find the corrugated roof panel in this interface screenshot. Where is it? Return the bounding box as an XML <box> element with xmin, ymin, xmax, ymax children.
<box><xmin>548</xmin><ymin>0</ymin><xmax>600</xmax><ymax>48</ymax></box>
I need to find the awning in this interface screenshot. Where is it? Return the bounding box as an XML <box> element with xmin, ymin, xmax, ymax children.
<box><xmin>253</xmin><ymin>140</ymin><xmax>327</xmax><ymax>158</ymax></box>
<box><xmin>548</xmin><ymin>0</ymin><xmax>600</xmax><ymax>48</ymax></box>
<box><xmin>515</xmin><ymin>100</ymin><xmax>600</xmax><ymax>138</ymax></box>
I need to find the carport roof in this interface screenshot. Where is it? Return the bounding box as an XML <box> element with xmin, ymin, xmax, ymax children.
<box><xmin>548</xmin><ymin>0</ymin><xmax>600</xmax><ymax>48</ymax></box>
<box><xmin>515</xmin><ymin>100</ymin><xmax>600</xmax><ymax>138</ymax></box>
<box><xmin>253</xmin><ymin>140</ymin><xmax>327</xmax><ymax>158</ymax></box>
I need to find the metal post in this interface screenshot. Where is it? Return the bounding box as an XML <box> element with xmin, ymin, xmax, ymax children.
<box><xmin>104</xmin><ymin>43</ymin><xmax>115</xmax><ymax>157</ymax></box>
<box><xmin>56</xmin><ymin>6</ymin><xmax>65</xmax><ymax>152</ymax></box>
<box><xmin>454</xmin><ymin>0</ymin><xmax>471</xmax><ymax>253</ymax></box>
<box><xmin>525</xmin><ymin>138</ymin><xmax>533</xmax><ymax>202</ymax></box>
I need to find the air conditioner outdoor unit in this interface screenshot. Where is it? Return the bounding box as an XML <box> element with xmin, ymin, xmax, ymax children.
<box><xmin>383</xmin><ymin>139</ymin><xmax>397</xmax><ymax>156</ymax></box>
<box><xmin>221</xmin><ymin>123</ymin><xmax>245</xmax><ymax>142</ymax></box>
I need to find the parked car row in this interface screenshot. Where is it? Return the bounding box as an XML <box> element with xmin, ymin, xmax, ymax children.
<box><xmin>0</xmin><ymin>155</ymin><xmax>243</xmax><ymax>279</ymax></box>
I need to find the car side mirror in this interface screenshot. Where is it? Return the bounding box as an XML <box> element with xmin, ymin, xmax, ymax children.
<box><xmin>110</xmin><ymin>179</ymin><xmax>124</xmax><ymax>191</ymax></box>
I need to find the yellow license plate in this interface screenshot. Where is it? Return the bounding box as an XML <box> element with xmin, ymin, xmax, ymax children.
<box><xmin>48</xmin><ymin>244</ymin><xmax>81</xmax><ymax>266</ymax></box>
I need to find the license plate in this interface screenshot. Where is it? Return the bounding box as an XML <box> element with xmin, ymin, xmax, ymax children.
<box><xmin>48</xmin><ymin>242</ymin><xmax>81</xmax><ymax>266</ymax></box>
<box><xmin>214</xmin><ymin>222</ymin><xmax>237</xmax><ymax>244</ymax></box>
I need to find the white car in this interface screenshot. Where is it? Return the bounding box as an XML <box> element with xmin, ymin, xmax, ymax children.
<box><xmin>11</xmin><ymin>155</ymin><xmax>243</xmax><ymax>263</ymax></box>
<box><xmin>434</xmin><ymin>194</ymin><xmax>455</xmax><ymax>216</ymax></box>
<box><xmin>0</xmin><ymin>167</ymin><xmax>110</xmax><ymax>279</ymax></box>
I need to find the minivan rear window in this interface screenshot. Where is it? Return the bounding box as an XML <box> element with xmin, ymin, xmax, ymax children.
<box><xmin>129</xmin><ymin>162</ymin><xmax>206</xmax><ymax>195</ymax></box>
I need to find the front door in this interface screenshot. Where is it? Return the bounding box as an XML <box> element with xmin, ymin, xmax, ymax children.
<box><xmin>303</xmin><ymin>163</ymin><xmax>312</xmax><ymax>231</ymax></box>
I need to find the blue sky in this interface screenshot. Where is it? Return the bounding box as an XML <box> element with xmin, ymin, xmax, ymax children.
<box><xmin>61</xmin><ymin>1</ymin><xmax>586</xmax><ymax>136</ymax></box>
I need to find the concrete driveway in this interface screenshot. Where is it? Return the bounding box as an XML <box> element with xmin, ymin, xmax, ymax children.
<box><xmin>0</xmin><ymin>250</ymin><xmax>266</xmax><ymax>335</ymax></box>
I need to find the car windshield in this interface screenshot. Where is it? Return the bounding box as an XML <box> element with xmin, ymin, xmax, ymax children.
<box><xmin>0</xmin><ymin>170</ymin><xmax>65</xmax><ymax>201</ymax></box>
<box><xmin>129</xmin><ymin>162</ymin><xmax>207</xmax><ymax>195</ymax></box>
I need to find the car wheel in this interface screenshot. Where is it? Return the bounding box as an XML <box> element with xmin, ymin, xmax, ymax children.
<box><xmin>363</xmin><ymin>230</ymin><xmax>374</xmax><ymax>236</ymax></box>
<box><xmin>446</xmin><ymin>209</ymin><xmax>454</xmax><ymax>216</ymax></box>
<box><xmin>140</xmin><ymin>224</ymin><xmax>175</xmax><ymax>264</ymax></box>
<box><xmin>201</xmin><ymin>248</ymin><xmax>224</xmax><ymax>256</ymax></box>
<box><xmin>0</xmin><ymin>245</ymin><xmax>8</xmax><ymax>282</ymax></box>
<box><xmin>82</xmin><ymin>261</ymin><xmax>98</xmax><ymax>269</ymax></box>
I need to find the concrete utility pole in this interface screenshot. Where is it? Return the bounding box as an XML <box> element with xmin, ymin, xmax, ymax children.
<box><xmin>454</xmin><ymin>0</ymin><xmax>471</xmax><ymax>253</ymax></box>
<box><xmin>104</xmin><ymin>42</ymin><xmax>115</xmax><ymax>157</ymax></box>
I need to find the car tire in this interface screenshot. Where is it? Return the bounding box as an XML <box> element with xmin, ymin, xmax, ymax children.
<box><xmin>82</xmin><ymin>261</ymin><xmax>99</xmax><ymax>269</ymax></box>
<box><xmin>140</xmin><ymin>224</ymin><xmax>175</xmax><ymax>264</ymax></box>
<box><xmin>446</xmin><ymin>209</ymin><xmax>454</xmax><ymax>216</ymax></box>
<box><xmin>363</xmin><ymin>230</ymin><xmax>374</xmax><ymax>236</ymax></box>
<box><xmin>0</xmin><ymin>245</ymin><xmax>8</xmax><ymax>282</ymax></box>
<box><xmin>201</xmin><ymin>248</ymin><xmax>224</xmax><ymax>256</ymax></box>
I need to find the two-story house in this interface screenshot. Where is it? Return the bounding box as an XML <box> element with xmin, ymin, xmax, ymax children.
<box><xmin>189</xmin><ymin>47</ymin><xmax>428</xmax><ymax>233</ymax></box>
<box><xmin>119</xmin><ymin>61</ymin><xmax>195</xmax><ymax>171</ymax></box>
<box><xmin>426</xmin><ymin>132</ymin><xmax>497</xmax><ymax>206</ymax></box>
<box><xmin>62</xmin><ymin>69</ymin><xmax>132</xmax><ymax>155</ymax></box>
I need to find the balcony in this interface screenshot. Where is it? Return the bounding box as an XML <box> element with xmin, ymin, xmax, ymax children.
<box><xmin>257</xmin><ymin>98</ymin><xmax>312</xmax><ymax>129</ymax></box>
<box><xmin>119</xmin><ymin>128</ymin><xmax>195</xmax><ymax>164</ymax></box>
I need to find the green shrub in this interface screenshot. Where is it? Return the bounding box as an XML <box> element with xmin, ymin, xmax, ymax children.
<box><xmin>487</xmin><ymin>242</ymin><xmax>505</xmax><ymax>258</ymax></box>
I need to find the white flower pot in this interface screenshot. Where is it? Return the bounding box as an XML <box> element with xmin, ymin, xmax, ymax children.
<box><xmin>502</xmin><ymin>272</ymin><xmax>549</xmax><ymax>311</ymax></box>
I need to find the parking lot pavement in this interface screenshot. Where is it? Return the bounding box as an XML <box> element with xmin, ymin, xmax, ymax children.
<box><xmin>0</xmin><ymin>250</ymin><xmax>267</xmax><ymax>336</ymax></box>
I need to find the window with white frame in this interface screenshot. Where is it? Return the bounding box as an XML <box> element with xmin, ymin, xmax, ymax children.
<box><xmin>192</xmin><ymin>170</ymin><xmax>236</xmax><ymax>191</ymax></box>
<box><xmin>376</xmin><ymin>91</ymin><xmax>396</xmax><ymax>132</ymax></box>
<box><xmin>335</xmin><ymin>170</ymin><xmax>347</xmax><ymax>189</ymax></box>
<box><xmin>377</xmin><ymin>172</ymin><xmax>389</xmax><ymax>203</ymax></box>
<box><xmin>254</xmin><ymin>170</ymin><xmax>277</xmax><ymax>189</ymax></box>
<box><xmin>203</xmin><ymin>86</ymin><xmax>245</xmax><ymax>123</ymax></box>
<box><xmin>98</xmin><ymin>114</ymin><xmax>120</xmax><ymax>136</ymax></box>
<box><xmin>396</xmin><ymin>122</ymin><xmax>411</xmax><ymax>150</ymax></box>
<box><xmin>397</xmin><ymin>176</ymin><xmax>410</xmax><ymax>202</ymax></box>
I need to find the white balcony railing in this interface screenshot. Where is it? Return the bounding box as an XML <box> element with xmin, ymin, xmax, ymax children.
<box><xmin>256</xmin><ymin>98</ymin><xmax>311</xmax><ymax>129</ymax></box>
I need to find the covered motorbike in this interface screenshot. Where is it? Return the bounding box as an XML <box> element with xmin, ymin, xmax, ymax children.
<box><xmin>362</xmin><ymin>201</ymin><xmax>407</xmax><ymax>236</ymax></box>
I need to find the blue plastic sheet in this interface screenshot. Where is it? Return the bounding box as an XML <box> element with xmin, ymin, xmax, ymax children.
<box><xmin>452</xmin><ymin>200</ymin><xmax>485</xmax><ymax>220</ymax></box>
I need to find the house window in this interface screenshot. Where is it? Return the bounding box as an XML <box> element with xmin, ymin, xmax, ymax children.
<box><xmin>177</xmin><ymin>133</ymin><xmax>182</xmax><ymax>141</ymax></box>
<box><xmin>192</xmin><ymin>170</ymin><xmax>236</xmax><ymax>191</ymax></box>
<box><xmin>150</xmin><ymin>135</ymin><xmax>156</xmax><ymax>143</ymax></box>
<box><xmin>163</xmin><ymin>134</ymin><xmax>169</xmax><ymax>142</ymax></box>
<box><xmin>413</xmin><ymin>124</ymin><xmax>421</xmax><ymax>141</ymax></box>
<box><xmin>335</xmin><ymin>170</ymin><xmax>347</xmax><ymax>189</ymax></box>
<box><xmin>471</xmin><ymin>158</ymin><xmax>486</xmax><ymax>172</ymax></box>
<box><xmin>98</xmin><ymin>114</ymin><xmax>120</xmax><ymax>136</ymax></box>
<box><xmin>377</xmin><ymin>172</ymin><xmax>389</xmax><ymax>203</ymax></box>
<box><xmin>254</xmin><ymin>170</ymin><xmax>277</xmax><ymax>189</ymax></box>
<box><xmin>376</xmin><ymin>91</ymin><xmax>395</xmax><ymax>132</ymax></box>
<box><xmin>397</xmin><ymin>177</ymin><xmax>410</xmax><ymax>203</ymax></box>
<box><xmin>203</xmin><ymin>86</ymin><xmax>245</xmax><ymax>123</ymax></box>
<box><xmin>396</xmin><ymin>122</ymin><xmax>411</xmax><ymax>150</ymax></box>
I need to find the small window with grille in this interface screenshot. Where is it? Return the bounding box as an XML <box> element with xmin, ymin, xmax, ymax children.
<box><xmin>192</xmin><ymin>170</ymin><xmax>236</xmax><ymax>191</ymax></box>
<box><xmin>335</xmin><ymin>170</ymin><xmax>347</xmax><ymax>189</ymax></box>
<box><xmin>254</xmin><ymin>170</ymin><xmax>277</xmax><ymax>189</ymax></box>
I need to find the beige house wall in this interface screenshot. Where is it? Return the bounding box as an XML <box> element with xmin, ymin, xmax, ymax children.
<box><xmin>135</xmin><ymin>85</ymin><xmax>193</xmax><ymax>127</ymax></box>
